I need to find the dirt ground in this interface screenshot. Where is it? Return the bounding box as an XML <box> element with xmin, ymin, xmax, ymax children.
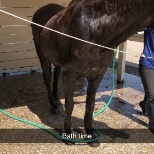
<box><xmin>0</xmin><ymin>68</ymin><xmax>154</xmax><ymax>153</ymax></box>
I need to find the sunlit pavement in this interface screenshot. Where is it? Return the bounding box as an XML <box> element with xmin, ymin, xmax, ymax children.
<box><xmin>0</xmin><ymin>68</ymin><xmax>154</xmax><ymax>153</ymax></box>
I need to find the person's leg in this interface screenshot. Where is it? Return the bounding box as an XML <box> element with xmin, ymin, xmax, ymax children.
<box><xmin>145</xmin><ymin>103</ymin><xmax>154</xmax><ymax>133</ymax></box>
<box><xmin>139</xmin><ymin>64</ymin><xmax>154</xmax><ymax>103</ymax></box>
<box><xmin>139</xmin><ymin>64</ymin><xmax>154</xmax><ymax>133</ymax></box>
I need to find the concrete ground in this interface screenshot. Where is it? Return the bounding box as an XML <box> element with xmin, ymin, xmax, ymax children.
<box><xmin>0</xmin><ymin>68</ymin><xmax>154</xmax><ymax>153</ymax></box>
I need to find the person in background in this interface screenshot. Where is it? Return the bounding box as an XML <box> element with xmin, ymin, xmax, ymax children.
<box><xmin>139</xmin><ymin>26</ymin><xmax>154</xmax><ymax>133</ymax></box>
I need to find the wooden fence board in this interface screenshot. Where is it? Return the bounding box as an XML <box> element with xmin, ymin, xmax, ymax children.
<box><xmin>0</xmin><ymin>7</ymin><xmax>37</xmax><ymax>16</ymax></box>
<box><xmin>0</xmin><ymin>14</ymin><xmax>31</xmax><ymax>26</ymax></box>
<box><xmin>0</xmin><ymin>43</ymin><xmax>35</xmax><ymax>53</ymax></box>
<box><xmin>1</xmin><ymin>0</ymin><xmax>51</xmax><ymax>7</ymax></box>
<box><xmin>0</xmin><ymin>0</ymin><xmax>72</xmax><ymax>73</ymax></box>
<box><xmin>0</xmin><ymin>26</ymin><xmax>32</xmax><ymax>35</ymax></box>
<box><xmin>0</xmin><ymin>33</ymin><xmax>33</xmax><ymax>44</ymax></box>
<box><xmin>1</xmin><ymin>0</ymin><xmax>71</xmax><ymax>7</ymax></box>
<box><xmin>0</xmin><ymin>65</ymin><xmax>41</xmax><ymax>74</ymax></box>
<box><xmin>0</xmin><ymin>50</ymin><xmax>37</xmax><ymax>61</ymax></box>
<box><xmin>0</xmin><ymin>58</ymin><xmax>40</xmax><ymax>69</ymax></box>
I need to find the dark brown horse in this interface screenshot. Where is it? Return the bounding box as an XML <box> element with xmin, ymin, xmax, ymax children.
<box><xmin>31</xmin><ymin>0</ymin><xmax>154</xmax><ymax>145</ymax></box>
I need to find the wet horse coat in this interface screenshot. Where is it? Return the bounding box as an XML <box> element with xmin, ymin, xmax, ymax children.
<box><xmin>31</xmin><ymin>0</ymin><xmax>154</xmax><ymax>142</ymax></box>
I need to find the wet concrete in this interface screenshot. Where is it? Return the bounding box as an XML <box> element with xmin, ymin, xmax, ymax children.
<box><xmin>0</xmin><ymin>69</ymin><xmax>154</xmax><ymax>153</ymax></box>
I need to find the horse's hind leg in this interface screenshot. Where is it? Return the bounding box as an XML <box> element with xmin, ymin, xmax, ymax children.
<box><xmin>53</xmin><ymin>66</ymin><xmax>61</xmax><ymax>106</ymax></box>
<box><xmin>35</xmin><ymin>46</ymin><xmax>60</xmax><ymax>115</ymax></box>
<box><xmin>41</xmin><ymin>59</ymin><xmax>60</xmax><ymax>114</ymax></box>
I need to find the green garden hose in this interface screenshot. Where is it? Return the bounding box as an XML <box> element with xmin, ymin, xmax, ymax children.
<box><xmin>0</xmin><ymin>49</ymin><xmax>117</xmax><ymax>143</ymax></box>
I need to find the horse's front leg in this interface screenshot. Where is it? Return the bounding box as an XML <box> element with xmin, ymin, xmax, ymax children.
<box><xmin>84</xmin><ymin>76</ymin><xmax>102</xmax><ymax>146</ymax></box>
<box><xmin>53</xmin><ymin>66</ymin><xmax>61</xmax><ymax>106</ymax></box>
<box><xmin>62</xmin><ymin>71</ymin><xmax>78</xmax><ymax>134</ymax></box>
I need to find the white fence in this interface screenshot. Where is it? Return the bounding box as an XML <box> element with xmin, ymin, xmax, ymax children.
<box><xmin>0</xmin><ymin>0</ymin><xmax>71</xmax><ymax>74</ymax></box>
<box><xmin>117</xmin><ymin>34</ymin><xmax>144</xmax><ymax>82</ymax></box>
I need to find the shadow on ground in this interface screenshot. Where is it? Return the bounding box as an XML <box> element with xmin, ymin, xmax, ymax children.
<box><xmin>0</xmin><ymin>70</ymin><xmax>154</xmax><ymax>144</ymax></box>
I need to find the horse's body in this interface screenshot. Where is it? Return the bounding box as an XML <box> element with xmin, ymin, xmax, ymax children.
<box><xmin>31</xmin><ymin>0</ymin><xmax>154</xmax><ymax>145</ymax></box>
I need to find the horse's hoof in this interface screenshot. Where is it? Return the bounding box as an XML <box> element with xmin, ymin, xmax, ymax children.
<box><xmin>56</xmin><ymin>100</ymin><xmax>62</xmax><ymax>106</ymax></box>
<box><xmin>88</xmin><ymin>141</ymin><xmax>100</xmax><ymax>147</ymax></box>
<box><xmin>64</xmin><ymin>141</ymin><xmax>75</xmax><ymax>146</ymax></box>
<box><xmin>85</xmin><ymin>132</ymin><xmax>100</xmax><ymax>147</ymax></box>
<box><xmin>51</xmin><ymin>108</ymin><xmax>60</xmax><ymax>115</ymax></box>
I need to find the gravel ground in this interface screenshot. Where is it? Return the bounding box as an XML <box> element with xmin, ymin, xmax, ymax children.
<box><xmin>0</xmin><ymin>69</ymin><xmax>154</xmax><ymax>153</ymax></box>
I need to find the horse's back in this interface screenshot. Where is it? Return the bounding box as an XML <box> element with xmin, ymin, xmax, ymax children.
<box><xmin>32</xmin><ymin>3</ymin><xmax>64</xmax><ymax>26</ymax></box>
<box><xmin>31</xmin><ymin>3</ymin><xmax>64</xmax><ymax>44</ymax></box>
